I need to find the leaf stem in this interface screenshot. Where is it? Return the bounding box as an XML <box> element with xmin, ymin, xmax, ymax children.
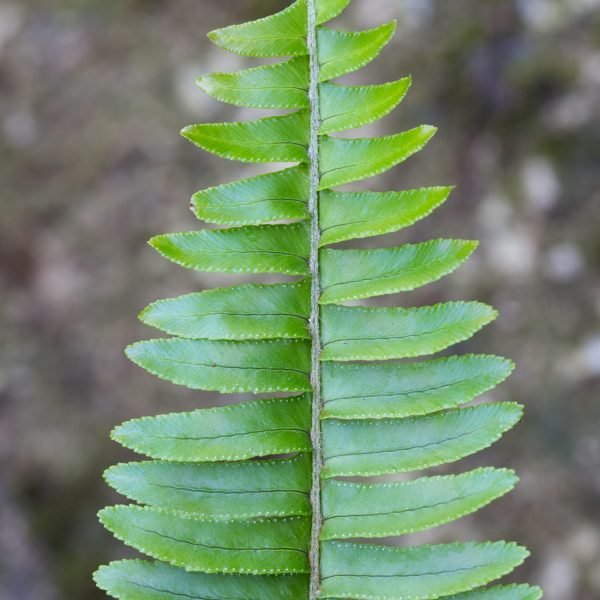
<box><xmin>306</xmin><ymin>0</ymin><xmax>323</xmax><ymax>598</ymax></box>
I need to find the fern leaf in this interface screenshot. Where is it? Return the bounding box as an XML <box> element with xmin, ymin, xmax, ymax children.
<box><xmin>105</xmin><ymin>454</ymin><xmax>311</xmax><ymax>519</ymax></box>
<box><xmin>318</xmin><ymin>22</ymin><xmax>397</xmax><ymax>81</ymax></box>
<box><xmin>192</xmin><ymin>165</ymin><xmax>309</xmax><ymax>226</ymax></box>
<box><xmin>95</xmin><ymin>560</ymin><xmax>309</xmax><ymax>600</ymax></box>
<box><xmin>320</xmin><ymin>302</ymin><xmax>497</xmax><ymax>361</ymax></box>
<box><xmin>446</xmin><ymin>585</ymin><xmax>544</xmax><ymax>599</ymax></box>
<box><xmin>319</xmin><ymin>78</ymin><xmax>411</xmax><ymax>134</ymax></box>
<box><xmin>97</xmin><ymin>1</ymin><xmax>538</xmax><ymax>598</ymax></box>
<box><xmin>320</xmin><ymin>239</ymin><xmax>478</xmax><ymax>303</ymax></box>
<box><xmin>125</xmin><ymin>339</ymin><xmax>310</xmax><ymax>393</ymax></box>
<box><xmin>320</xmin><ymin>186</ymin><xmax>453</xmax><ymax>245</ymax></box>
<box><xmin>112</xmin><ymin>395</ymin><xmax>311</xmax><ymax>461</ymax></box>
<box><xmin>149</xmin><ymin>223</ymin><xmax>310</xmax><ymax>275</ymax></box>
<box><xmin>99</xmin><ymin>506</ymin><xmax>310</xmax><ymax>574</ymax></box>
<box><xmin>322</xmin><ymin>354</ymin><xmax>514</xmax><ymax>419</ymax></box>
<box><xmin>197</xmin><ymin>58</ymin><xmax>309</xmax><ymax>109</ymax></box>
<box><xmin>320</xmin><ymin>541</ymin><xmax>529</xmax><ymax>599</ymax></box>
<box><xmin>321</xmin><ymin>468</ymin><xmax>518</xmax><ymax>539</ymax></box>
<box><xmin>448</xmin><ymin>585</ymin><xmax>543</xmax><ymax>600</ymax></box>
<box><xmin>208</xmin><ymin>0</ymin><xmax>350</xmax><ymax>57</ymax></box>
<box><xmin>139</xmin><ymin>281</ymin><xmax>310</xmax><ymax>340</ymax></box>
<box><xmin>319</xmin><ymin>126</ymin><xmax>436</xmax><ymax>189</ymax></box>
<box><xmin>322</xmin><ymin>403</ymin><xmax>523</xmax><ymax>477</ymax></box>
<box><xmin>182</xmin><ymin>112</ymin><xmax>309</xmax><ymax>163</ymax></box>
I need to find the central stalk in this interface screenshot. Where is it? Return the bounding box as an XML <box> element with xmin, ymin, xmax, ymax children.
<box><xmin>306</xmin><ymin>0</ymin><xmax>323</xmax><ymax>598</ymax></box>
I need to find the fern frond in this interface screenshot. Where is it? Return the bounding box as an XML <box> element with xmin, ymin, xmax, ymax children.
<box><xmin>96</xmin><ymin>1</ymin><xmax>541</xmax><ymax>599</ymax></box>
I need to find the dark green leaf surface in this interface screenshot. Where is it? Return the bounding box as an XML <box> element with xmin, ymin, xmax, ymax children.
<box><xmin>321</xmin><ymin>355</ymin><xmax>514</xmax><ymax>419</ymax></box>
<box><xmin>139</xmin><ymin>281</ymin><xmax>310</xmax><ymax>341</ymax></box>
<box><xmin>197</xmin><ymin>58</ymin><xmax>309</xmax><ymax>109</ymax></box>
<box><xmin>322</xmin><ymin>403</ymin><xmax>523</xmax><ymax>477</ymax></box>
<box><xmin>321</xmin><ymin>468</ymin><xmax>517</xmax><ymax>539</ymax></box>
<box><xmin>319</xmin><ymin>126</ymin><xmax>437</xmax><ymax>189</ymax></box>
<box><xmin>105</xmin><ymin>455</ymin><xmax>311</xmax><ymax>518</ymax></box>
<box><xmin>319</xmin><ymin>187</ymin><xmax>452</xmax><ymax>245</ymax></box>
<box><xmin>181</xmin><ymin>112</ymin><xmax>309</xmax><ymax>163</ymax></box>
<box><xmin>192</xmin><ymin>166</ymin><xmax>309</xmax><ymax>226</ymax></box>
<box><xmin>319</xmin><ymin>78</ymin><xmax>411</xmax><ymax>134</ymax></box>
<box><xmin>320</xmin><ymin>541</ymin><xmax>529</xmax><ymax>599</ymax></box>
<box><xmin>100</xmin><ymin>506</ymin><xmax>310</xmax><ymax>574</ymax></box>
<box><xmin>112</xmin><ymin>395</ymin><xmax>311</xmax><ymax>461</ymax></box>
<box><xmin>149</xmin><ymin>223</ymin><xmax>310</xmax><ymax>276</ymax></box>
<box><xmin>321</xmin><ymin>302</ymin><xmax>497</xmax><ymax>361</ymax></box>
<box><xmin>126</xmin><ymin>338</ymin><xmax>310</xmax><ymax>393</ymax></box>
<box><xmin>95</xmin><ymin>560</ymin><xmax>309</xmax><ymax>600</ymax></box>
<box><xmin>318</xmin><ymin>22</ymin><xmax>397</xmax><ymax>81</ymax></box>
<box><xmin>320</xmin><ymin>240</ymin><xmax>477</xmax><ymax>304</ymax></box>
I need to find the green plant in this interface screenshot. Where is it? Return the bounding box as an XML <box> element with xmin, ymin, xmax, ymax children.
<box><xmin>94</xmin><ymin>1</ymin><xmax>541</xmax><ymax>598</ymax></box>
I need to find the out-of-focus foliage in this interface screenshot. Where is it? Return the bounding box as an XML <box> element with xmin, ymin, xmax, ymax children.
<box><xmin>0</xmin><ymin>0</ymin><xmax>598</xmax><ymax>598</ymax></box>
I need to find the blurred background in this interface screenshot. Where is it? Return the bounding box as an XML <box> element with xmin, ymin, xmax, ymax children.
<box><xmin>1</xmin><ymin>0</ymin><xmax>599</xmax><ymax>598</ymax></box>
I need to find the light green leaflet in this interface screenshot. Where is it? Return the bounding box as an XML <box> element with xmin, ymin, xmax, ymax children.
<box><xmin>97</xmin><ymin>0</ymin><xmax>539</xmax><ymax>598</ymax></box>
<box><xmin>320</xmin><ymin>239</ymin><xmax>478</xmax><ymax>303</ymax></box>
<box><xmin>321</xmin><ymin>468</ymin><xmax>518</xmax><ymax>539</ymax></box>
<box><xmin>208</xmin><ymin>0</ymin><xmax>352</xmax><ymax>57</ymax></box>
<box><xmin>192</xmin><ymin>165</ymin><xmax>309</xmax><ymax>226</ymax></box>
<box><xmin>113</xmin><ymin>395</ymin><xmax>311</xmax><ymax>461</ymax></box>
<box><xmin>319</xmin><ymin>78</ymin><xmax>411</xmax><ymax>134</ymax></box>
<box><xmin>320</xmin><ymin>541</ymin><xmax>530</xmax><ymax>599</ymax></box>
<box><xmin>183</xmin><ymin>112</ymin><xmax>309</xmax><ymax>164</ymax></box>
<box><xmin>321</xmin><ymin>403</ymin><xmax>523</xmax><ymax>477</ymax></box>
<box><xmin>105</xmin><ymin>454</ymin><xmax>311</xmax><ymax>518</ymax></box>
<box><xmin>140</xmin><ymin>280</ymin><xmax>310</xmax><ymax>340</ymax></box>
<box><xmin>321</xmin><ymin>302</ymin><xmax>498</xmax><ymax>361</ymax></box>
<box><xmin>446</xmin><ymin>585</ymin><xmax>544</xmax><ymax>600</ymax></box>
<box><xmin>100</xmin><ymin>506</ymin><xmax>310</xmax><ymax>574</ymax></box>
<box><xmin>319</xmin><ymin>126</ymin><xmax>437</xmax><ymax>189</ymax></box>
<box><xmin>197</xmin><ymin>58</ymin><xmax>310</xmax><ymax>110</ymax></box>
<box><xmin>321</xmin><ymin>354</ymin><xmax>514</xmax><ymax>419</ymax></box>
<box><xmin>150</xmin><ymin>223</ymin><xmax>310</xmax><ymax>275</ymax></box>
<box><xmin>95</xmin><ymin>560</ymin><xmax>309</xmax><ymax>600</ymax></box>
<box><xmin>319</xmin><ymin>186</ymin><xmax>453</xmax><ymax>245</ymax></box>
<box><xmin>126</xmin><ymin>339</ymin><xmax>311</xmax><ymax>393</ymax></box>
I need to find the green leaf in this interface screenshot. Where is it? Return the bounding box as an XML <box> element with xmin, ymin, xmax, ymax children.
<box><xmin>320</xmin><ymin>541</ymin><xmax>530</xmax><ymax>599</ymax></box>
<box><xmin>197</xmin><ymin>57</ymin><xmax>309</xmax><ymax>109</ymax></box>
<box><xmin>321</xmin><ymin>354</ymin><xmax>515</xmax><ymax>420</ymax></box>
<box><xmin>112</xmin><ymin>395</ymin><xmax>311</xmax><ymax>461</ymax></box>
<box><xmin>126</xmin><ymin>338</ymin><xmax>310</xmax><ymax>394</ymax></box>
<box><xmin>192</xmin><ymin>166</ymin><xmax>309</xmax><ymax>226</ymax></box>
<box><xmin>321</xmin><ymin>468</ymin><xmax>518</xmax><ymax>539</ymax></box>
<box><xmin>208</xmin><ymin>0</ymin><xmax>350</xmax><ymax>57</ymax></box>
<box><xmin>320</xmin><ymin>239</ymin><xmax>478</xmax><ymax>304</ymax></box>
<box><xmin>321</xmin><ymin>302</ymin><xmax>498</xmax><ymax>362</ymax></box>
<box><xmin>318</xmin><ymin>22</ymin><xmax>397</xmax><ymax>81</ymax></box>
<box><xmin>319</xmin><ymin>78</ymin><xmax>411</xmax><ymax>134</ymax></box>
<box><xmin>139</xmin><ymin>280</ymin><xmax>310</xmax><ymax>341</ymax></box>
<box><xmin>208</xmin><ymin>1</ymin><xmax>306</xmax><ymax>58</ymax></box>
<box><xmin>316</xmin><ymin>0</ymin><xmax>352</xmax><ymax>24</ymax></box>
<box><xmin>319</xmin><ymin>186</ymin><xmax>453</xmax><ymax>245</ymax></box>
<box><xmin>99</xmin><ymin>506</ymin><xmax>310</xmax><ymax>574</ymax></box>
<box><xmin>105</xmin><ymin>454</ymin><xmax>311</xmax><ymax>519</ymax></box>
<box><xmin>181</xmin><ymin>112</ymin><xmax>308</xmax><ymax>163</ymax></box>
<box><xmin>446</xmin><ymin>585</ymin><xmax>544</xmax><ymax>600</ymax></box>
<box><xmin>149</xmin><ymin>223</ymin><xmax>310</xmax><ymax>276</ymax></box>
<box><xmin>319</xmin><ymin>126</ymin><xmax>437</xmax><ymax>190</ymax></box>
<box><xmin>95</xmin><ymin>560</ymin><xmax>309</xmax><ymax>600</ymax></box>
<box><xmin>322</xmin><ymin>403</ymin><xmax>523</xmax><ymax>477</ymax></box>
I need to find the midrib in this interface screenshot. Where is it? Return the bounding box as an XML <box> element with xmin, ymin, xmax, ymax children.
<box><xmin>306</xmin><ymin>0</ymin><xmax>324</xmax><ymax>598</ymax></box>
